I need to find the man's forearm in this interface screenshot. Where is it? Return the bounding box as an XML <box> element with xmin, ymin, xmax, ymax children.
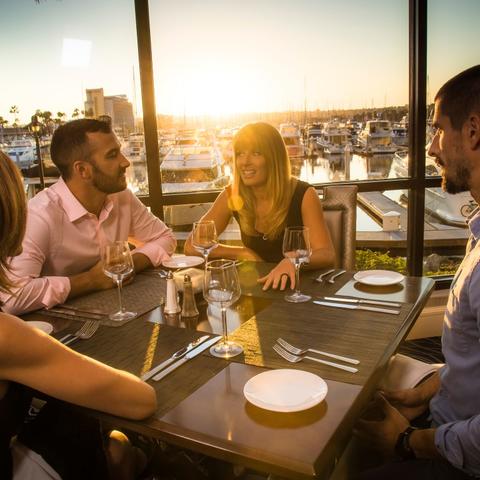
<box><xmin>132</xmin><ymin>252</ymin><xmax>153</xmax><ymax>273</ymax></box>
<box><xmin>410</xmin><ymin>428</ymin><xmax>443</xmax><ymax>459</ymax></box>
<box><xmin>68</xmin><ymin>270</ymin><xmax>98</xmax><ymax>299</ymax></box>
<box><xmin>417</xmin><ymin>371</ymin><xmax>441</xmax><ymax>403</ymax></box>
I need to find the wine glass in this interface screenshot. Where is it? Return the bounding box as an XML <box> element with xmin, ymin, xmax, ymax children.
<box><xmin>192</xmin><ymin>220</ymin><xmax>218</xmax><ymax>266</ymax></box>
<box><xmin>282</xmin><ymin>226</ymin><xmax>312</xmax><ymax>303</ymax></box>
<box><xmin>102</xmin><ymin>241</ymin><xmax>137</xmax><ymax>321</ymax></box>
<box><xmin>203</xmin><ymin>259</ymin><xmax>242</xmax><ymax>358</ymax></box>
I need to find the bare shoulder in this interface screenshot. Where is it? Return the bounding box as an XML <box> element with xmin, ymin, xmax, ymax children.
<box><xmin>302</xmin><ymin>186</ymin><xmax>322</xmax><ymax>207</ymax></box>
<box><xmin>0</xmin><ymin>313</ymin><xmax>26</xmax><ymax>359</ymax></box>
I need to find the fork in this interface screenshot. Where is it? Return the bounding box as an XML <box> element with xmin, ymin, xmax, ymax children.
<box><xmin>59</xmin><ymin>320</ymin><xmax>100</xmax><ymax>346</ymax></box>
<box><xmin>315</xmin><ymin>269</ymin><xmax>335</xmax><ymax>282</ymax></box>
<box><xmin>328</xmin><ymin>270</ymin><xmax>346</xmax><ymax>284</ymax></box>
<box><xmin>273</xmin><ymin>344</ymin><xmax>358</xmax><ymax>373</ymax></box>
<box><xmin>277</xmin><ymin>338</ymin><xmax>359</xmax><ymax>365</ymax></box>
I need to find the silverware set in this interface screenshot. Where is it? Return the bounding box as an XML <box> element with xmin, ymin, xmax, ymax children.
<box><xmin>273</xmin><ymin>340</ymin><xmax>359</xmax><ymax>374</ymax></box>
<box><xmin>58</xmin><ymin>320</ymin><xmax>100</xmax><ymax>346</ymax></box>
<box><xmin>315</xmin><ymin>269</ymin><xmax>346</xmax><ymax>284</ymax></box>
<box><xmin>142</xmin><ymin>335</ymin><xmax>222</xmax><ymax>382</ymax></box>
<box><xmin>314</xmin><ymin>296</ymin><xmax>401</xmax><ymax>315</ymax></box>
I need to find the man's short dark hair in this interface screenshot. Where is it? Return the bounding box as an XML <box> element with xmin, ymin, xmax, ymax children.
<box><xmin>50</xmin><ymin>119</ymin><xmax>112</xmax><ymax>179</ymax></box>
<box><xmin>435</xmin><ymin>65</ymin><xmax>480</xmax><ymax>130</ymax></box>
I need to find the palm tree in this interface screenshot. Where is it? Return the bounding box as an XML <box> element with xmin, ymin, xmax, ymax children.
<box><xmin>56</xmin><ymin>112</ymin><xmax>66</xmax><ymax>124</ymax></box>
<box><xmin>72</xmin><ymin>108</ymin><xmax>80</xmax><ymax>119</ymax></box>
<box><xmin>9</xmin><ymin>105</ymin><xmax>19</xmax><ymax>126</ymax></box>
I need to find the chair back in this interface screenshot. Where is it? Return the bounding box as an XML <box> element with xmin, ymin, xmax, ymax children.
<box><xmin>321</xmin><ymin>185</ymin><xmax>357</xmax><ymax>270</ymax></box>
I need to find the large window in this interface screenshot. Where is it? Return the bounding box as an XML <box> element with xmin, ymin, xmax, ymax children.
<box><xmin>423</xmin><ymin>0</ymin><xmax>480</xmax><ymax>275</ymax></box>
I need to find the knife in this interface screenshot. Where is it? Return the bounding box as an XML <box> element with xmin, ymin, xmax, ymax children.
<box><xmin>153</xmin><ymin>335</ymin><xmax>222</xmax><ymax>381</ymax></box>
<box><xmin>141</xmin><ymin>335</ymin><xmax>210</xmax><ymax>381</ymax></box>
<box><xmin>47</xmin><ymin>307</ymin><xmax>107</xmax><ymax>321</ymax></box>
<box><xmin>313</xmin><ymin>300</ymin><xmax>400</xmax><ymax>315</ymax></box>
<box><xmin>323</xmin><ymin>296</ymin><xmax>402</xmax><ymax>308</ymax></box>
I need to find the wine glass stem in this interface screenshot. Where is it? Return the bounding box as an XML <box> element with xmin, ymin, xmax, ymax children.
<box><xmin>221</xmin><ymin>307</ymin><xmax>229</xmax><ymax>344</ymax></box>
<box><xmin>116</xmin><ymin>279</ymin><xmax>125</xmax><ymax>313</ymax></box>
<box><xmin>294</xmin><ymin>264</ymin><xmax>301</xmax><ymax>296</ymax></box>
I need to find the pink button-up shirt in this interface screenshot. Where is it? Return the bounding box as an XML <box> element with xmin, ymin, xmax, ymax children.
<box><xmin>1</xmin><ymin>178</ymin><xmax>176</xmax><ymax>315</ymax></box>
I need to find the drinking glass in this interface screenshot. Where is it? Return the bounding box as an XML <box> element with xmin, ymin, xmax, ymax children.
<box><xmin>192</xmin><ymin>220</ymin><xmax>218</xmax><ymax>266</ymax></box>
<box><xmin>102</xmin><ymin>241</ymin><xmax>137</xmax><ymax>321</ymax></box>
<box><xmin>203</xmin><ymin>259</ymin><xmax>242</xmax><ymax>358</ymax></box>
<box><xmin>282</xmin><ymin>226</ymin><xmax>312</xmax><ymax>303</ymax></box>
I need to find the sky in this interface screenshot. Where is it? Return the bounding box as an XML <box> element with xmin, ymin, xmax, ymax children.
<box><xmin>0</xmin><ymin>0</ymin><xmax>478</xmax><ymax>122</ymax></box>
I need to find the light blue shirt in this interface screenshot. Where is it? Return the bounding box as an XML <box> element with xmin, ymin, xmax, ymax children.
<box><xmin>430</xmin><ymin>208</ymin><xmax>480</xmax><ymax>477</ymax></box>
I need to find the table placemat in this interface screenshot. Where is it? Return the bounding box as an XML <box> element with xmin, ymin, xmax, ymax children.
<box><xmin>42</xmin><ymin>273</ymin><xmax>166</xmax><ymax>327</ymax></box>
<box><xmin>220</xmin><ymin>298</ymin><xmax>414</xmax><ymax>386</ymax></box>
<box><xmin>70</xmin><ymin>320</ymin><xmax>227</xmax><ymax>417</ymax></box>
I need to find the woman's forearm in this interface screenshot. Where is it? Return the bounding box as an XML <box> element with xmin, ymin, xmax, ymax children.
<box><xmin>306</xmin><ymin>247</ymin><xmax>336</xmax><ymax>270</ymax></box>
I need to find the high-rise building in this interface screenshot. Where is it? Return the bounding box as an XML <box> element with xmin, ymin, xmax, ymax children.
<box><xmin>84</xmin><ymin>89</ymin><xmax>134</xmax><ymax>135</ymax></box>
<box><xmin>84</xmin><ymin>88</ymin><xmax>105</xmax><ymax>118</ymax></box>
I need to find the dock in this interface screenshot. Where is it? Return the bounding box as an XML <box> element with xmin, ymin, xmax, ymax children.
<box><xmin>357</xmin><ymin>192</ymin><xmax>469</xmax><ymax>250</ymax></box>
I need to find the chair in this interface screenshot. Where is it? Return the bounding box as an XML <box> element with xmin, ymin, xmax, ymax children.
<box><xmin>321</xmin><ymin>185</ymin><xmax>358</xmax><ymax>270</ymax></box>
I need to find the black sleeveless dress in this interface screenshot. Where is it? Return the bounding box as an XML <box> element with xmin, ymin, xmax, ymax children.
<box><xmin>232</xmin><ymin>180</ymin><xmax>310</xmax><ymax>262</ymax></box>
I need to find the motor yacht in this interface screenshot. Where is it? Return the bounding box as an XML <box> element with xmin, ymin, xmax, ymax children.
<box><xmin>279</xmin><ymin>123</ymin><xmax>305</xmax><ymax>158</ymax></box>
<box><xmin>317</xmin><ymin>121</ymin><xmax>350</xmax><ymax>155</ymax></box>
<box><xmin>357</xmin><ymin>120</ymin><xmax>397</xmax><ymax>154</ymax></box>
<box><xmin>391</xmin><ymin>150</ymin><xmax>476</xmax><ymax>226</ymax></box>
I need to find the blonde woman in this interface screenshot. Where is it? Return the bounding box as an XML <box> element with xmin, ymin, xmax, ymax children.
<box><xmin>185</xmin><ymin>122</ymin><xmax>335</xmax><ymax>290</ymax></box>
<box><xmin>0</xmin><ymin>150</ymin><xmax>156</xmax><ymax>479</ymax></box>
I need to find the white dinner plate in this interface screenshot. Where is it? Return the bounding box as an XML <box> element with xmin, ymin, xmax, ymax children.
<box><xmin>243</xmin><ymin>369</ymin><xmax>328</xmax><ymax>412</ymax></box>
<box><xmin>353</xmin><ymin>270</ymin><xmax>404</xmax><ymax>286</ymax></box>
<box><xmin>162</xmin><ymin>256</ymin><xmax>204</xmax><ymax>269</ymax></box>
<box><xmin>26</xmin><ymin>321</ymin><xmax>53</xmax><ymax>335</ymax></box>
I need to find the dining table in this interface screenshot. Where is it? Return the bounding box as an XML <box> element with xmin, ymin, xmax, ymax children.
<box><xmin>24</xmin><ymin>262</ymin><xmax>434</xmax><ymax>480</ymax></box>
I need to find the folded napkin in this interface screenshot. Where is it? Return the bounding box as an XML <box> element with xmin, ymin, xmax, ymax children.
<box><xmin>379</xmin><ymin>353</ymin><xmax>443</xmax><ymax>390</ymax></box>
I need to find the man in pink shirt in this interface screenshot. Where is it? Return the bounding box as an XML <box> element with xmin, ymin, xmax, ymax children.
<box><xmin>1</xmin><ymin>119</ymin><xmax>176</xmax><ymax>315</ymax></box>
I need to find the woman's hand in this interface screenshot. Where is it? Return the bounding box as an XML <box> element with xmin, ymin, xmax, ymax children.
<box><xmin>257</xmin><ymin>258</ymin><xmax>296</xmax><ymax>291</ymax></box>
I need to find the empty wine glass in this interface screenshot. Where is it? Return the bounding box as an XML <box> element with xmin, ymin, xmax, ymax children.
<box><xmin>102</xmin><ymin>241</ymin><xmax>137</xmax><ymax>321</ymax></box>
<box><xmin>282</xmin><ymin>226</ymin><xmax>312</xmax><ymax>303</ymax></box>
<box><xmin>192</xmin><ymin>220</ymin><xmax>218</xmax><ymax>266</ymax></box>
<box><xmin>204</xmin><ymin>259</ymin><xmax>242</xmax><ymax>358</ymax></box>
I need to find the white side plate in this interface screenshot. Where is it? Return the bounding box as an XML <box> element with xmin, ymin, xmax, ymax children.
<box><xmin>244</xmin><ymin>369</ymin><xmax>328</xmax><ymax>412</ymax></box>
<box><xmin>162</xmin><ymin>256</ymin><xmax>204</xmax><ymax>269</ymax></box>
<box><xmin>353</xmin><ymin>270</ymin><xmax>404</xmax><ymax>286</ymax></box>
<box><xmin>26</xmin><ymin>321</ymin><xmax>53</xmax><ymax>335</ymax></box>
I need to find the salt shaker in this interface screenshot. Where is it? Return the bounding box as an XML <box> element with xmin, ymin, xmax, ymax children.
<box><xmin>164</xmin><ymin>271</ymin><xmax>181</xmax><ymax>314</ymax></box>
<box><xmin>181</xmin><ymin>274</ymin><xmax>199</xmax><ymax>317</ymax></box>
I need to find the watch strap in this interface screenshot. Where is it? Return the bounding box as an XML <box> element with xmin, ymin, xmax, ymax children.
<box><xmin>395</xmin><ymin>426</ymin><xmax>418</xmax><ymax>460</ymax></box>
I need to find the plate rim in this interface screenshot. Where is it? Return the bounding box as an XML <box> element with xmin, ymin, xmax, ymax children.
<box><xmin>26</xmin><ymin>320</ymin><xmax>53</xmax><ymax>335</ymax></box>
<box><xmin>243</xmin><ymin>368</ymin><xmax>328</xmax><ymax>412</ymax></box>
<box><xmin>162</xmin><ymin>255</ymin><xmax>204</xmax><ymax>268</ymax></box>
<box><xmin>353</xmin><ymin>269</ymin><xmax>404</xmax><ymax>286</ymax></box>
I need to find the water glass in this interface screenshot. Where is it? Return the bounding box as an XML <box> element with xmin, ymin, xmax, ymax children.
<box><xmin>102</xmin><ymin>241</ymin><xmax>137</xmax><ymax>321</ymax></box>
<box><xmin>192</xmin><ymin>220</ymin><xmax>218</xmax><ymax>265</ymax></box>
<box><xmin>282</xmin><ymin>226</ymin><xmax>312</xmax><ymax>303</ymax></box>
<box><xmin>203</xmin><ymin>259</ymin><xmax>242</xmax><ymax>358</ymax></box>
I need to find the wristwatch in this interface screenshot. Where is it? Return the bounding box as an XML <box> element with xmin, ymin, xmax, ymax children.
<box><xmin>395</xmin><ymin>426</ymin><xmax>418</xmax><ymax>460</ymax></box>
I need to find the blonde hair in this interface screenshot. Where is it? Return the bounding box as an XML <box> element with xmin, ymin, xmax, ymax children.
<box><xmin>231</xmin><ymin>122</ymin><xmax>295</xmax><ymax>240</ymax></box>
<box><xmin>0</xmin><ymin>151</ymin><xmax>27</xmax><ymax>295</ymax></box>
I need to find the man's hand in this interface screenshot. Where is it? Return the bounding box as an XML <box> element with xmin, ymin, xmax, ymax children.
<box><xmin>87</xmin><ymin>260</ymin><xmax>116</xmax><ymax>291</ymax></box>
<box><xmin>382</xmin><ymin>387</ymin><xmax>430</xmax><ymax>421</ymax></box>
<box><xmin>257</xmin><ymin>258</ymin><xmax>296</xmax><ymax>291</ymax></box>
<box><xmin>355</xmin><ymin>393</ymin><xmax>410</xmax><ymax>458</ymax></box>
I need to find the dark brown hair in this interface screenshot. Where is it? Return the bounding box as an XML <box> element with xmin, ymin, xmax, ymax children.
<box><xmin>50</xmin><ymin>118</ymin><xmax>111</xmax><ymax>179</ymax></box>
<box><xmin>435</xmin><ymin>65</ymin><xmax>480</xmax><ymax>130</ymax></box>
<box><xmin>0</xmin><ymin>151</ymin><xmax>27</xmax><ymax>294</ymax></box>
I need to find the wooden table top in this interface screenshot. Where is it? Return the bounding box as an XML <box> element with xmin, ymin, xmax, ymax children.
<box><xmin>25</xmin><ymin>264</ymin><xmax>434</xmax><ymax>479</ymax></box>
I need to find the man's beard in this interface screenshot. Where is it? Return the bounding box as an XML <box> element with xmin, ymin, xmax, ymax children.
<box><xmin>91</xmin><ymin>163</ymin><xmax>127</xmax><ymax>194</ymax></box>
<box><xmin>442</xmin><ymin>164</ymin><xmax>470</xmax><ymax>194</ymax></box>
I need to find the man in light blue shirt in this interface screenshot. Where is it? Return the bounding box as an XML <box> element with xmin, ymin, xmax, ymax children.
<box><xmin>356</xmin><ymin>65</ymin><xmax>480</xmax><ymax>479</ymax></box>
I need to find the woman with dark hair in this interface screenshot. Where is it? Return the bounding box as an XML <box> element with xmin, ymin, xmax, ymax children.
<box><xmin>185</xmin><ymin>122</ymin><xmax>335</xmax><ymax>290</ymax></box>
<box><xmin>0</xmin><ymin>150</ymin><xmax>156</xmax><ymax>479</ymax></box>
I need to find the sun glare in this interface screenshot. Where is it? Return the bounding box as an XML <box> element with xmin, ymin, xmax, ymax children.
<box><xmin>157</xmin><ymin>63</ymin><xmax>270</xmax><ymax>117</ymax></box>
